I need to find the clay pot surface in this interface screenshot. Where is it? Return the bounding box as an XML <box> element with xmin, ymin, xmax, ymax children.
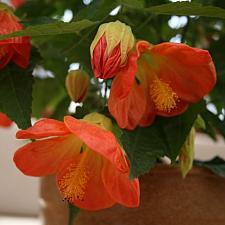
<box><xmin>40</xmin><ymin>176</ymin><xmax>69</xmax><ymax>225</ymax></box>
<box><xmin>76</xmin><ymin>165</ymin><xmax>225</xmax><ymax>225</ymax></box>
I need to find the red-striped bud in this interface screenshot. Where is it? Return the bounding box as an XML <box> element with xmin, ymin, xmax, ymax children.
<box><xmin>90</xmin><ymin>20</ymin><xmax>135</xmax><ymax>79</ymax></box>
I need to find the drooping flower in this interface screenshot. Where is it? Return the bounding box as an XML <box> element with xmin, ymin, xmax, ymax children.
<box><xmin>0</xmin><ymin>3</ymin><xmax>31</xmax><ymax>70</ymax></box>
<box><xmin>14</xmin><ymin>112</ymin><xmax>140</xmax><ymax>210</ymax></box>
<box><xmin>90</xmin><ymin>20</ymin><xmax>135</xmax><ymax>79</ymax></box>
<box><xmin>65</xmin><ymin>70</ymin><xmax>90</xmax><ymax>103</ymax></box>
<box><xmin>11</xmin><ymin>0</ymin><xmax>26</xmax><ymax>9</ymax></box>
<box><xmin>108</xmin><ymin>41</ymin><xmax>216</xmax><ymax>130</ymax></box>
<box><xmin>0</xmin><ymin>112</ymin><xmax>13</xmax><ymax>127</ymax></box>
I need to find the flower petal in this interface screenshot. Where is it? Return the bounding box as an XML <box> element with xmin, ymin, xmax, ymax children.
<box><xmin>110</xmin><ymin>41</ymin><xmax>150</xmax><ymax>100</ymax></box>
<box><xmin>0</xmin><ymin>44</ymin><xmax>14</xmax><ymax>70</ymax></box>
<box><xmin>139</xmin><ymin>96</ymin><xmax>156</xmax><ymax>127</ymax></box>
<box><xmin>149</xmin><ymin>42</ymin><xmax>216</xmax><ymax>103</ymax></box>
<box><xmin>0</xmin><ymin>11</ymin><xmax>18</xmax><ymax>35</ymax></box>
<box><xmin>12</xmin><ymin>40</ymin><xmax>31</xmax><ymax>69</ymax></box>
<box><xmin>108</xmin><ymin>41</ymin><xmax>150</xmax><ymax>130</ymax></box>
<box><xmin>102</xmin><ymin>160</ymin><xmax>140</xmax><ymax>208</ymax></box>
<box><xmin>0</xmin><ymin>112</ymin><xmax>13</xmax><ymax>127</ymax></box>
<box><xmin>16</xmin><ymin>118</ymin><xmax>70</xmax><ymax>139</ymax></box>
<box><xmin>109</xmin><ymin>79</ymin><xmax>146</xmax><ymax>130</ymax></box>
<box><xmin>64</xmin><ymin>116</ymin><xmax>119</xmax><ymax>167</ymax></box>
<box><xmin>57</xmin><ymin>150</ymin><xmax>115</xmax><ymax>211</ymax></box>
<box><xmin>11</xmin><ymin>0</ymin><xmax>26</xmax><ymax>9</ymax></box>
<box><xmin>0</xmin><ymin>10</ymin><xmax>31</xmax><ymax>68</ymax></box>
<box><xmin>14</xmin><ymin>135</ymin><xmax>81</xmax><ymax>176</ymax></box>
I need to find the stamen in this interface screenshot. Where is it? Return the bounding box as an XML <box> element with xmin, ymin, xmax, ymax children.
<box><xmin>150</xmin><ymin>77</ymin><xmax>179</xmax><ymax>112</ymax></box>
<box><xmin>59</xmin><ymin>164</ymin><xmax>90</xmax><ymax>202</ymax></box>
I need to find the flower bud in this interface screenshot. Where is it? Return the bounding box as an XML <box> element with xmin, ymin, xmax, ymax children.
<box><xmin>65</xmin><ymin>70</ymin><xmax>90</xmax><ymax>103</ymax></box>
<box><xmin>83</xmin><ymin>112</ymin><xmax>113</xmax><ymax>131</ymax></box>
<box><xmin>90</xmin><ymin>20</ymin><xmax>135</xmax><ymax>79</ymax></box>
<box><xmin>179</xmin><ymin>127</ymin><xmax>195</xmax><ymax>178</ymax></box>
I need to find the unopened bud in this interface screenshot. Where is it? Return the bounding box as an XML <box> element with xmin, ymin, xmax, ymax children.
<box><xmin>179</xmin><ymin>127</ymin><xmax>195</xmax><ymax>178</ymax></box>
<box><xmin>65</xmin><ymin>70</ymin><xmax>89</xmax><ymax>103</ymax></box>
<box><xmin>83</xmin><ymin>112</ymin><xmax>113</xmax><ymax>131</ymax></box>
<box><xmin>90</xmin><ymin>20</ymin><xmax>135</xmax><ymax>79</ymax></box>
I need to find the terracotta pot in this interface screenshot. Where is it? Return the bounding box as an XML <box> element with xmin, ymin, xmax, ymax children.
<box><xmin>40</xmin><ymin>176</ymin><xmax>69</xmax><ymax>225</ymax></box>
<box><xmin>40</xmin><ymin>165</ymin><xmax>225</xmax><ymax>225</ymax></box>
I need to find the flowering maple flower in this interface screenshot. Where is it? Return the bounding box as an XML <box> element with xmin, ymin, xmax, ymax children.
<box><xmin>108</xmin><ymin>41</ymin><xmax>216</xmax><ymax>130</ymax></box>
<box><xmin>13</xmin><ymin>112</ymin><xmax>140</xmax><ymax>210</ymax></box>
<box><xmin>90</xmin><ymin>20</ymin><xmax>135</xmax><ymax>79</ymax></box>
<box><xmin>0</xmin><ymin>3</ymin><xmax>31</xmax><ymax>70</ymax></box>
<box><xmin>0</xmin><ymin>112</ymin><xmax>13</xmax><ymax>127</ymax></box>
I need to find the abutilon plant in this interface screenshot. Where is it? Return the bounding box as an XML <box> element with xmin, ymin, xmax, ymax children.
<box><xmin>0</xmin><ymin>0</ymin><xmax>221</xmax><ymax>222</ymax></box>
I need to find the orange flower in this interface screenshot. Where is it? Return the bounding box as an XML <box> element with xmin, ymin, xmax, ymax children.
<box><xmin>14</xmin><ymin>113</ymin><xmax>140</xmax><ymax>210</ymax></box>
<box><xmin>0</xmin><ymin>112</ymin><xmax>12</xmax><ymax>127</ymax></box>
<box><xmin>11</xmin><ymin>0</ymin><xmax>26</xmax><ymax>9</ymax></box>
<box><xmin>90</xmin><ymin>20</ymin><xmax>135</xmax><ymax>79</ymax></box>
<box><xmin>109</xmin><ymin>41</ymin><xmax>216</xmax><ymax>130</ymax></box>
<box><xmin>0</xmin><ymin>3</ymin><xmax>31</xmax><ymax>70</ymax></box>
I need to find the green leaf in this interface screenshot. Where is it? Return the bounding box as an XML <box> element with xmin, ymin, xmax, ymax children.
<box><xmin>75</xmin><ymin>0</ymin><xmax>117</xmax><ymax>21</ymax></box>
<box><xmin>194</xmin><ymin>114</ymin><xmax>206</xmax><ymax>130</ymax></box>
<box><xmin>160</xmin><ymin>101</ymin><xmax>205</xmax><ymax>161</ymax></box>
<box><xmin>51</xmin><ymin>96</ymin><xmax>71</xmax><ymax>121</ymax></box>
<box><xmin>194</xmin><ymin>157</ymin><xmax>225</xmax><ymax>178</ymax></box>
<box><xmin>0</xmin><ymin>65</ymin><xmax>33</xmax><ymax>129</ymax></box>
<box><xmin>122</xmin><ymin>101</ymin><xmax>204</xmax><ymax>178</ymax></box>
<box><xmin>122</xmin><ymin>124</ymin><xmax>166</xmax><ymax>179</ymax></box>
<box><xmin>112</xmin><ymin>122</ymin><xmax>123</xmax><ymax>142</ymax></box>
<box><xmin>145</xmin><ymin>2</ymin><xmax>225</xmax><ymax>19</ymax></box>
<box><xmin>68</xmin><ymin>204</ymin><xmax>80</xmax><ymax>225</ymax></box>
<box><xmin>117</xmin><ymin>0</ymin><xmax>145</xmax><ymax>8</ymax></box>
<box><xmin>201</xmin><ymin>109</ymin><xmax>225</xmax><ymax>139</ymax></box>
<box><xmin>32</xmin><ymin>77</ymin><xmax>65</xmax><ymax>119</ymax></box>
<box><xmin>0</xmin><ymin>19</ymin><xmax>97</xmax><ymax>40</ymax></box>
<box><xmin>33</xmin><ymin>35</ymin><xmax>73</xmax><ymax>86</ymax></box>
